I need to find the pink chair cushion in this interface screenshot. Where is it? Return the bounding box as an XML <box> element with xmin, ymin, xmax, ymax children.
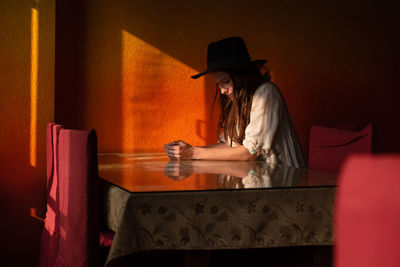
<box><xmin>40</xmin><ymin>123</ymin><xmax>112</xmax><ymax>267</ymax></box>
<box><xmin>55</xmin><ymin>129</ymin><xmax>100</xmax><ymax>266</ymax></box>
<box><xmin>335</xmin><ymin>155</ymin><xmax>400</xmax><ymax>267</ymax></box>
<box><xmin>309</xmin><ymin>123</ymin><xmax>373</xmax><ymax>173</ymax></box>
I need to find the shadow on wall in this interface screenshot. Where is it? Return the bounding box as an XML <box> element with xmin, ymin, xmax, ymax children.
<box><xmin>55</xmin><ymin>0</ymin><xmax>88</xmax><ymax>131</ymax></box>
<box><xmin>56</xmin><ymin>0</ymin><xmax>400</xmax><ymax>154</ymax></box>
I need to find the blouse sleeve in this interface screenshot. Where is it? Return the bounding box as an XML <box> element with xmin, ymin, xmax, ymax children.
<box><xmin>242</xmin><ymin>82</ymin><xmax>282</xmax><ymax>155</ymax></box>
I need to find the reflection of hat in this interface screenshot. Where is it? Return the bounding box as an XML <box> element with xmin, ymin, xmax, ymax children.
<box><xmin>191</xmin><ymin>37</ymin><xmax>267</xmax><ymax>79</ymax></box>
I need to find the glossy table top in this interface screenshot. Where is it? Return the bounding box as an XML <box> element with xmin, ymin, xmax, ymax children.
<box><xmin>98</xmin><ymin>153</ymin><xmax>337</xmax><ymax>193</ymax></box>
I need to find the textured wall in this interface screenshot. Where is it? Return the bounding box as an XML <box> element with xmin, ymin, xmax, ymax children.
<box><xmin>0</xmin><ymin>0</ymin><xmax>55</xmax><ymax>265</ymax></box>
<box><xmin>56</xmin><ymin>0</ymin><xmax>400</xmax><ymax>154</ymax></box>
<box><xmin>56</xmin><ymin>0</ymin><xmax>219</xmax><ymax>152</ymax></box>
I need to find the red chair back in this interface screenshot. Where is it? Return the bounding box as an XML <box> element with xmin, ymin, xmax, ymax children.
<box><xmin>309</xmin><ymin>123</ymin><xmax>373</xmax><ymax>173</ymax></box>
<box><xmin>40</xmin><ymin>123</ymin><xmax>100</xmax><ymax>267</ymax></box>
<box><xmin>335</xmin><ymin>155</ymin><xmax>400</xmax><ymax>267</ymax></box>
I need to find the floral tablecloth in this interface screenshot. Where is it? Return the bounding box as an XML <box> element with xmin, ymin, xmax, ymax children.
<box><xmin>104</xmin><ymin>185</ymin><xmax>335</xmax><ymax>266</ymax></box>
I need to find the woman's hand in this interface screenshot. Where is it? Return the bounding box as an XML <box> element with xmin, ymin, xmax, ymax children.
<box><xmin>164</xmin><ymin>140</ymin><xmax>194</xmax><ymax>160</ymax></box>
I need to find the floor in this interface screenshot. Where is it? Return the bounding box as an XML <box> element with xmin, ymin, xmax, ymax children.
<box><xmin>108</xmin><ymin>246</ymin><xmax>333</xmax><ymax>267</ymax></box>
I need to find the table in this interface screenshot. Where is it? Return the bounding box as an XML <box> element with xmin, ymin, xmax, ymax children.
<box><xmin>98</xmin><ymin>153</ymin><xmax>337</xmax><ymax>267</ymax></box>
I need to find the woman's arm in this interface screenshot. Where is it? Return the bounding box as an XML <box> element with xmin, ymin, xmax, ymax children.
<box><xmin>164</xmin><ymin>140</ymin><xmax>256</xmax><ymax>161</ymax></box>
<box><xmin>193</xmin><ymin>143</ymin><xmax>256</xmax><ymax>160</ymax></box>
<box><xmin>200</xmin><ymin>142</ymin><xmax>230</xmax><ymax>148</ymax></box>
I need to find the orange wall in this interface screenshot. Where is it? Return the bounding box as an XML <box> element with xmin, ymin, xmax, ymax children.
<box><xmin>56</xmin><ymin>0</ymin><xmax>400</xmax><ymax>154</ymax></box>
<box><xmin>0</xmin><ymin>0</ymin><xmax>395</xmax><ymax>264</ymax></box>
<box><xmin>0</xmin><ymin>0</ymin><xmax>55</xmax><ymax>266</ymax></box>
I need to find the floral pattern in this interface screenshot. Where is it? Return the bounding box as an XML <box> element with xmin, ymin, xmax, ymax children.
<box><xmin>105</xmin><ymin>186</ymin><xmax>335</xmax><ymax>267</ymax></box>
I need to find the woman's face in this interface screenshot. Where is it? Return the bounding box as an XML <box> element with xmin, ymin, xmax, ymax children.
<box><xmin>209</xmin><ymin>71</ymin><xmax>233</xmax><ymax>98</ymax></box>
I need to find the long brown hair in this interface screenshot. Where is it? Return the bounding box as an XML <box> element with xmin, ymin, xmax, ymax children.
<box><xmin>216</xmin><ymin>65</ymin><xmax>269</xmax><ymax>145</ymax></box>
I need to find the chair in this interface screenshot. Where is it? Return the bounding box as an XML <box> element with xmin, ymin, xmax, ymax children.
<box><xmin>40</xmin><ymin>123</ymin><xmax>113</xmax><ymax>267</ymax></box>
<box><xmin>335</xmin><ymin>154</ymin><xmax>400</xmax><ymax>267</ymax></box>
<box><xmin>40</xmin><ymin>123</ymin><xmax>63</xmax><ymax>266</ymax></box>
<box><xmin>309</xmin><ymin>123</ymin><xmax>373</xmax><ymax>173</ymax></box>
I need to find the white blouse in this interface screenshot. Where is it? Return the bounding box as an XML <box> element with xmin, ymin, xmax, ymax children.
<box><xmin>225</xmin><ymin>82</ymin><xmax>306</xmax><ymax>168</ymax></box>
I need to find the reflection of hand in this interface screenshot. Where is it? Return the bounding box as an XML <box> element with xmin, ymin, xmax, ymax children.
<box><xmin>218</xmin><ymin>175</ymin><xmax>245</xmax><ymax>189</ymax></box>
<box><xmin>164</xmin><ymin>140</ymin><xmax>193</xmax><ymax>160</ymax></box>
<box><xmin>163</xmin><ymin>161</ymin><xmax>193</xmax><ymax>180</ymax></box>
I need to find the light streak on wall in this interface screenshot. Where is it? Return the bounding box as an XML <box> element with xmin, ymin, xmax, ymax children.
<box><xmin>121</xmin><ymin>30</ymin><xmax>206</xmax><ymax>153</ymax></box>
<box><xmin>30</xmin><ymin>7</ymin><xmax>39</xmax><ymax>167</ymax></box>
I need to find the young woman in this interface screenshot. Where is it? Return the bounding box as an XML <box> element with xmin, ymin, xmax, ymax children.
<box><xmin>164</xmin><ymin>37</ymin><xmax>306</xmax><ymax>168</ymax></box>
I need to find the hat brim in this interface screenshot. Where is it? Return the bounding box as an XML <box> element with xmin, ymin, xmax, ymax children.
<box><xmin>191</xmin><ymin>59</ymin><xmax>268</xmax><ymax>79</ymax></box>
<box><xmin>191</xmin><ymin>70</ymin><xmax>209</xmax><ymax>79</ymax></box>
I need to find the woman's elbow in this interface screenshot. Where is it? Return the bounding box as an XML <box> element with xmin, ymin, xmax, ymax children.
<box><xmin>241</xmin><ymin>151</ymin><xmax>257</xmax><ymax>161</ymax></box>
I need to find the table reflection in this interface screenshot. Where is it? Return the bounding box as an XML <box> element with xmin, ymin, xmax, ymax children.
<box><xmin>163</xmin><ymin>160</ymin><xmax>303</xmax><ymax>189</ymax></box>
<box><xmin>98</xmin><ymin>153</ymin><xmax>336</xmax><ymax>193</ymax></box>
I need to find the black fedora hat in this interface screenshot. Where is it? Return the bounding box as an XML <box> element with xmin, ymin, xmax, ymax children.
<box><xmin>191</xmin><ymin>37</ymin><xmax>267</xmax><ymax>79</ymax></box>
